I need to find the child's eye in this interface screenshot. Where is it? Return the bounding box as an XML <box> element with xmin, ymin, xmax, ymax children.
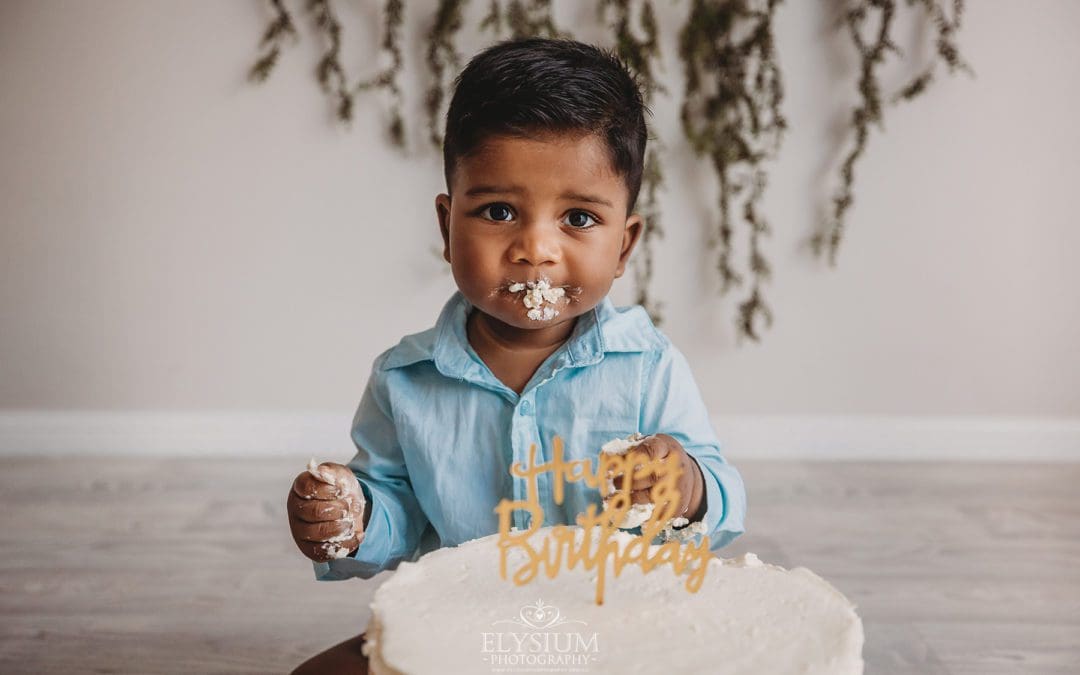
<box><xmin>563</xmin><ymin>211</ymin><xmax>598</xmax><ymax>229</ymax></box>
<box><xmin>479</xmin><ymin>204</ymin><xmax>514</xmax><ymax>222</ymax></box>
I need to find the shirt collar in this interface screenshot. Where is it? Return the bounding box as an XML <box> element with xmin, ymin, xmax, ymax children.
<box><xmin>381</xmin><ymin>289</ymin><xmax>664</xmax><ymax>377</ymax></box>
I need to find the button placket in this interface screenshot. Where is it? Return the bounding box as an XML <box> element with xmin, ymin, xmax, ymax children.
<box><xmin>510</xmin><ymin>398</ymin><xmax>540</xmax><ymax>530</ymax></box>
<box><xmin>511</xmin><ymin>422</ymin><xmax>528</xmax><ymax>530</ymax></box>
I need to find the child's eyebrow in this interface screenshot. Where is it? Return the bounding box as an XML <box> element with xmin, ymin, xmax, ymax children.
<box><xmin>465</xmin><ymin>184</ymin><xmax>613</xmax><ymax>208</ymax></box>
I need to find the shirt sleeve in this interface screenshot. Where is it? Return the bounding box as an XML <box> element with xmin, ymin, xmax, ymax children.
<box><xmin>639</xmin><ymin>344</ymin><xmax>747</xmax><ymax>551</ymax></box>
<box><xmin>313</xmin><ymin>356</ymin><xmax>431</xmax><ymax>580</ymax></box>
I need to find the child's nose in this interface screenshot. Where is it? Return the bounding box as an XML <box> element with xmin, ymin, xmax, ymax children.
<box><xmin>509</xmin><ymin>220</ymin><xmax>561</xmax><ymax>267</ymax></box>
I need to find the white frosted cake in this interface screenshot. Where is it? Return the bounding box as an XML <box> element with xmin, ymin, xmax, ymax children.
<box><xmin>362</xmin><ymin>525</ymin><xmax>864</xmax><ymax>674</ymax></box>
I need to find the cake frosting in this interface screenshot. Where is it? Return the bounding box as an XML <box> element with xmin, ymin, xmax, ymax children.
<box><xmin>362</xmin><ymin>525</ymin><xmax>864</xmax><ymax>674</ymax></box>
<box><xmin>504</xmin><ymin>278</ymin><xmax>568</xmax><ymax>321</ymax></box>
<box><xmin>599</xmin><ymin>432</ymin><xmax>655</xmax><ymax>528</ymax></box>
<box><xmin>305</xmin><ymin>459</ymin><xmax>366</xmax><ymax>559</ymax></box>
<box><xmin>598</xmin><ymin>433</ymin><xmax>708</xmax><ymax>542</ymax></box>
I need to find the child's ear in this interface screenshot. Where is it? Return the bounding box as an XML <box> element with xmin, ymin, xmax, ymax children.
<box><xmin>614</xmin><ymin>213</ymin><xmax>644</xmax><ymax>279</ymax></box>
<box><xmin>435</xmin><ymin>194</ymin><xmax>452</xmax><ymax>263</ymax></box>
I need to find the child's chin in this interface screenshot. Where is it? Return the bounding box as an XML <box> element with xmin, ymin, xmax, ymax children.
<box><xmin>486</xmin><ymin>304</ymin><xmax>570</xmax><ymax>329</ymax></box>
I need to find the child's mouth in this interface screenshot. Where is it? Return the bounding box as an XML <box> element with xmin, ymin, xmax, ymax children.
<box><xmin>494</xmin><ymin>276</ymin><xmax>578</xmax><ymax>321</ymax></box>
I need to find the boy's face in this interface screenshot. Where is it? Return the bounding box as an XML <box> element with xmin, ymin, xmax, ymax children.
<box><xmin>436</xmin><ymin>132</ymin><xmax>643</xmax><ymax>337</ymax></box>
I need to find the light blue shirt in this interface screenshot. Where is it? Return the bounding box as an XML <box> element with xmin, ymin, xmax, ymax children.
<box><xmin>314</xmin><ymin>291</ymin><xmax>746</xmax><ymax>581</ymax></box>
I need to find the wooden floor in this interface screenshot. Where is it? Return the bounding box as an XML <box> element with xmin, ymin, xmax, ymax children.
<box><xmin>1</xmin><ymin>458</ymin><xmax>1077</xmax><ymax>674</ymax></box>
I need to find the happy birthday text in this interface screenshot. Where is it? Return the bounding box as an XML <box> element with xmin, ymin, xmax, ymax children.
<box><xmin>493</xmin><ymin>436</ymin><xmax>711</xmax><ymax>605</ymax></box>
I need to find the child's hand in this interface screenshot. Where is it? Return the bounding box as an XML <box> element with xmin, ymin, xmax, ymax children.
<box><xmin>287</xmin><ymin>461</ymin><xmax>367</xmax><ymax>562</ymax></box>
<box><xmin>610</xmin><ymin>434</ymin><xmax>705</xmax><ymax>521</ymax></box>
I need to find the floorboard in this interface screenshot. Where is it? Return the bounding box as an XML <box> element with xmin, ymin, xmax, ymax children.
<box><xmin>1</xmin><ymin>458</ymin><xmax>1077</xmax><ymax>674</ymax></box>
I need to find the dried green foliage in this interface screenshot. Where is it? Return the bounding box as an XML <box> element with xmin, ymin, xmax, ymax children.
<box><xmin>249</xmin><ymin>0</ymin><xmax>405</xmax><ymax>140</ymax></box>
<box><xmin>248</xmin><ymin>0</ymin><xmax>970</xmax><ymax>344</ymax></box>
<box><xmin>248</xmin><ymin>0</ymin><xmax>299</xmax><ymax>83</ymax></box>
<box><xmin>813</xmin><ymin>0</ymin><xmax>973</xmax><ymax>265</ymax></box>
<box><xmin>307</xmin><ymin>0</ymin><xmax>355</xmax><ymax>122</ymax></box>
<box><xmin>601</xmin><ymin>0</ymin><xmax>666</xmax><ymax>325</ymax></box>
<box><xmin>633</xmin><ymin>147</ymin><xmax>666</xmax><ymax>325</ymax></box>
<box><xmin>479</xmin><ymin>0</ymin><xmax>563</xmax><ymax>39</ymax></box>
<box><xmin>679</xmin><ymin>0</ymin><xmax>786</xmax><ymax>342</ymax></box>
<box><xmin>425</xmin><ymin>0</ymin><xmax>467</xmax><ymax>148</ymax></box>
<box><xmin>426</xmin><ymin>1</ymin><xmax>564</xmax><ymax>147</ymax></box>
<box><xmin>359</xmin><ymin>0</ymin><xmax>406</xmax><ymax>146</ymax></box>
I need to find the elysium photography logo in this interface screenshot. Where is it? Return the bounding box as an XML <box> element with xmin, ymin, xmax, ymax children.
<box><xmin>480</xmin><ymin>436</ymin><xmax>708</xmax><ymax>671</ymax></box>
<box><xmin>481</xmin><ymin>599</ymin><xmax>600</xmax><ymax>672</ymax></box>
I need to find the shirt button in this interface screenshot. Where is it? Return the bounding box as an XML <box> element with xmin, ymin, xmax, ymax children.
<box><xmin>519</xmin><ymin>400</ymin><xmax>533</xmax><ymax>416</ymax></box>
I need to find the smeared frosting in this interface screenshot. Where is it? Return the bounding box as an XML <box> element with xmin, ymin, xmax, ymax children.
<box><xmin>598</xmin><ymin>433</ymin><xmax>706</xmax><ymax>541</ymax></box>
<box><xmin>506</xmin><ymin>278</ymin><xmax>567</xmax><ymax>321</ymax></box>
<box><xmin>306</xmin><ymin>459</ymin><xmax>367</xmax><ymax>559</ymax></box>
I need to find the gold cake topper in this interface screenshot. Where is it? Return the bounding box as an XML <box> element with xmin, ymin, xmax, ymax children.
<box><xmin>494</xmin><ymin>436</ymin><xmax>711</xmax><ymax>605</ymax></box>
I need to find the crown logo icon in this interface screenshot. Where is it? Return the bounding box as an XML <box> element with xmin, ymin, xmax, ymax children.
<box><xmin>493</xmin><ymin>599</ymin><xmax>588</xmax><ymax>629</ymax></box>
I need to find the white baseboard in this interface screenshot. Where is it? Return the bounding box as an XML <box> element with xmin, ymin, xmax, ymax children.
<box><xmin>0</xmin><ymin>411</ymin><xmax>355</xmax><ymax>458</ymax></box>
<box><xmin>710</xmin><ymin>414</ymin><xmax>1080</xmax><ymax>461</ymax></box>
<box><xmin>0</xmin><ymin>411</ymin><xmax>1077</xmax><ymax>461</ymax></box>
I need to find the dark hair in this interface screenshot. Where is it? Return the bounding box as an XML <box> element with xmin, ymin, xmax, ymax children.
<box><xmin>443</xmin><ymin>37</ymin><xmax>648</xmax><ymax>213</ymax></box>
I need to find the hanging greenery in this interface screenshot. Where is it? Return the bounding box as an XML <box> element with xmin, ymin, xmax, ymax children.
<box><xmin>423</xmin><ymin>0</ymin><xmax>467</xmax><ymax>148</ymax></box>
<box><xmin>600</xmin><ymin>0</ymin><xmax>666</xmax><ymax>325</ymax></box>
<box><xmin>678</xmin><ymin>0</ymin><xmax>786</xmax><ymax>342</ymax></box>
<box><xmin>364</xmin><ymin>0</ymin><xmax>407</xmax><ymax>146</ymax></box>
<box><xmin>249</xmin><ymin>0</ymin><xmax>406</xmax><ymax>144</ymax></box>
<box><xmin>249</xmin><ymin>0</ymin><xmax>299</xmax><ymax>84</ymax></box>
<box><xmin>814</xmin><ymin>0</ymin><xmax>973</xmax><ymax>265</ymax></box>
<box><xmin>247</xmin><ymin>0</ymin><xmax>970</xmax><ymax>343</ymax></box>
<box><xmin>473</xmin><ymin>0</ymin><xmax>563</xmax><ymax>40</ymax></box>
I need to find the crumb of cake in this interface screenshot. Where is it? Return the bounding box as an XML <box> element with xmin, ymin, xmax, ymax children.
<box><xmin>600</xmin><ymin>432</ymin><xmax>648</xmax><ymax>456</ymax></box>
<box><xmin>505</xmin><ymin>278</ymin><xmax>567</xmax><ymax>321</ymax></box>
<box><xmin>322</xmin><ymin>542</ymin><xmax>351</xmax><ymax>559</ymax></box>
<box><xmin>621</xmin><ymin>502</ymin><xmax>655</xmax><ymax>529</ymax></box>
<box><xmin>659</xmin><ymin>518</ymin><xmax>708</xmax><ymax>542</ymax></box>
<box><xmin>738</xmin><ymin>552</ymin><xmax>763</xmax><ymax>567</ymax></box>
<box><xmin>599</xmin><ymin>432</ymin><xmax>649</xmax><ymax>498</ymax></box>
<box><xmin>600</xmin><ymin>433</ymin><xmax>709</xmax><ymax>539</ymax></box>
<box><xmin>307</xmin><ymin>458</ymin><xmax>334</xmax><ymax>484</ymax></box>
<box><xmin>305</xmin><ymin>459</ymin><xmax>366</xmax><ymax>557</ymax></box>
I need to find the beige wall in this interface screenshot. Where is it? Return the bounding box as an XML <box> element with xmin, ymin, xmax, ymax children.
<box><xmin>1</xmin><ymin>1</ymin><xmax>1077</xmax><ymax>436</ymax></box>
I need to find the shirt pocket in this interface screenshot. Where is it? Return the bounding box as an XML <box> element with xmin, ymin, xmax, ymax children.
<box><xmin>565</xmin><ymin>413</ymin><xmax>641</xmax><ymax>462</ymax></box>
<box><xmin>536</xmin><ymin>412</ymin><xmax>638</xmax><ymax>526</ymax></box>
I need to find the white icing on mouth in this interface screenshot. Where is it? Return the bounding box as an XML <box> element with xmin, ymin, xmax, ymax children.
<box><xmin>505</xmin><ymin>278</ymin><xmax>567</xmax><ymax>321</ymax></box>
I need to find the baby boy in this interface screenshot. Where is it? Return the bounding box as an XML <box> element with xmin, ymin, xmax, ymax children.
<box><xmin>286</xmin><ymin>37</ymin><xmax>747</xmax><ymax>583</ymax></box>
